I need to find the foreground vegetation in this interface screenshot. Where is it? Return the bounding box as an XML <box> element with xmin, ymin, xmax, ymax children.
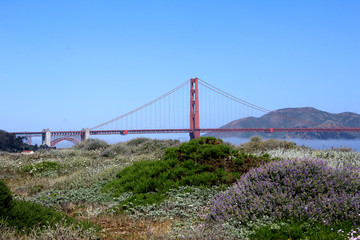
<box><xmin>0</xmin><ymin>136</ymin><xmax>359</xmax><ymax>239</ymax></box>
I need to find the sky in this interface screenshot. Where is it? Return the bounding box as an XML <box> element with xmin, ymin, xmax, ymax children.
<box><xmin>0</xmin><ymin>1</ymin><xmax>359</xmax><ymax>143</ymax></box>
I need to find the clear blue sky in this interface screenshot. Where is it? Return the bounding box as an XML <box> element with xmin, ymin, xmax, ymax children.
<box><xmin>1</xmin><ymin>1</ymin><xmax>359</xmax><ymax>137</ymax></box>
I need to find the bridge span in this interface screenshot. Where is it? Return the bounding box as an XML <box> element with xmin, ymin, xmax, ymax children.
<box><xmin>12</xmin><ymin>127</ymin><xmax>360</xmax><ymax>148</ymax></box>
<box><xmin>10</xmin><ymin>78</ymin><xmax>360</xmax><ymax>148</ymax></box>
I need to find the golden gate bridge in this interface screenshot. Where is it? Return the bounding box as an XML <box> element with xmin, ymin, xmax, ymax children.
<box><xmin>12</xmin><ymin>78</ymin><xmax>360</xmax><ymax>147</ymax></box>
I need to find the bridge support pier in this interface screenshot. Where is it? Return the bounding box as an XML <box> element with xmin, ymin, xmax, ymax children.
<box><xmin>190</xmin><ymin>77</ymin><xmax>200</xmax><ymax>140</ymax></box>
<box><xmin>42</xmin><ymin>129</ymin><xmax>51</xmax><ymax>147</ymax></box>
<box><xmin>81</xmin><ymin>128</ymin><xmax>90</xmax><ymax>142</ymax></box>
<box><xmin>26</xmin><ymin>136</ymin><xmax>32</xmax><ymax>145</ymax></box>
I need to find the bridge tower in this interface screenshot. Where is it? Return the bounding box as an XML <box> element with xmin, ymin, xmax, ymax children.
<box><xmin>81</xmin><ymin>128</ymin><xmax>90</xmax><ymax>141</ymax></box>
<box><xmin>190</xmin><ymin>77</ymin><xmax>200</xmax><ymax>140</ymax></box>
<box><xmin>42</xmin><ymin>129</ymin><xmax>51</xmax><ymax>147</ymax></box>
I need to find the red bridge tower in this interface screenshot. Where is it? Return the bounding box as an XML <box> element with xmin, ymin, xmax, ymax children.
<box><xmin>190</xmin><ymin>77</ymin><xmax>200</xmax><ymax>139</ymax></box>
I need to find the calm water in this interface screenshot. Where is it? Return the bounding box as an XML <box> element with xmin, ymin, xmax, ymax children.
<box><xmin>223</xmin><ymin>137</ymin><xmax>360</xmax><ymax>152</ymax></box>
<box><xmin>42</xmin><ymin>133</ymin><xmax>360</xmax><ymax>152</ymax></box>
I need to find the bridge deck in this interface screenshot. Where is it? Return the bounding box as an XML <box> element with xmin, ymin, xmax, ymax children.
<box><xmin>12</xmin><ymin>127</ymin><xmax>360</xmax><ymax>136</ymax></box>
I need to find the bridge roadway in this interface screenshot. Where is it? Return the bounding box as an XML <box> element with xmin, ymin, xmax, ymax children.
<box><xmin>11</xmin><ymin>128</ymin><xmax>360</xmax><ymax>147</ymax></box>
<box><xmin>12</xmin><ymin>127</ymin><xmax>360</xmax><ymax>136</ymax></box>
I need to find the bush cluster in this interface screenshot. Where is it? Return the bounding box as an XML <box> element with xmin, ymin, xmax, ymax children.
<box><xmin>164</xmin><ymin>136</ymin><xmax>274</xmax><ymax>174</ymax></box>
<box><xmin>1</xmin><ymin>180</ymin><xmax>69</xmax><ymax>231</ymax></box>
<box><xmin>236</xmin><ymin>136</ymin><xmax>301</xmax><ymax>152</ymax></box>
<box><xmin>103</xmin><ymin>137</ymin><xmax>275</xmax><ymax>208</ymax></box>
<box><xmin>207</xmin><ymin>158</ymin><xmax>360</xmax><ymax>227</ymax></box>
<box><xmin>0</xmin><ymin>180</ymin><xmax>95</xmax><ymax>233</ymax></box>
<box><xmin>0</xmin><ymin>180</ymin><xmax>13</xmax><ymax>215</ymax></box>
<box><xmin>73</xmin><ymin>139</ymin><xmax>109</xmax><ymax>151</ymax></box>
<box><xmin>100</xmin><ymin>137</ymin><xmax>180</xmax><ymax>158</ymax></box>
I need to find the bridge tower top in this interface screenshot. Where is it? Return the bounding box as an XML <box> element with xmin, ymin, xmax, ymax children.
<box><xmin>190</xmin><ymin>77</ymin><xmax>200</xmax><ymax>139</ymax></box>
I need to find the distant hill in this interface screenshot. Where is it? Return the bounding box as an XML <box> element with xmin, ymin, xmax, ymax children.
<box><xmin>207</xmin><ymin>107</ymin><xmax>360</xmax><ymax>139</ymax></box>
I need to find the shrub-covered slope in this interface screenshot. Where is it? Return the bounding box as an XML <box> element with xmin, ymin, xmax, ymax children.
<box><xmin>103</xmin><ymin>137</ymin><xmax>276</xmax><ymax>208</ymax></box>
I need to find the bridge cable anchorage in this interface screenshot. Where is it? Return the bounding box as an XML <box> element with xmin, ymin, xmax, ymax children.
<box><xmin>90</xmin><ymin>80</ymin><xmax>189</xmax><ymax>130</ymax></box>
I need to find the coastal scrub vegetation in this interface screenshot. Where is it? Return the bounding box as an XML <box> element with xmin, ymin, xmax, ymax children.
<box><xmin>0</xmin><ymin>180</ymin><xmax>98</xmax><ymax>236</ymax></box>
<box><xmin>103</xmin><ymin>137</ymin><xmax>275</xmax><ymax>208</ymax></box>
<box><xmin>0</xmin><ymin>136</ymin><xmax>359</xmax><ymax>239</ymax></box>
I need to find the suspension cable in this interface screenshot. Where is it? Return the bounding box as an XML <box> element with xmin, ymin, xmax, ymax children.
<box><xmin>91</xmin><ymin>80</ymin><xmax>189</xmax><ymax>130</ymax></box>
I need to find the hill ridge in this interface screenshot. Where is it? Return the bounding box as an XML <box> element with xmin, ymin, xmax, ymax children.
<box><xmin>210</xmin><ymin>107</ymin><xmax>360</xmax><ymax>139</ymax></box>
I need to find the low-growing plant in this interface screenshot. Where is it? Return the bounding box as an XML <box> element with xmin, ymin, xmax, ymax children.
<box><xmin>256</xmin><ymin>148</ymin><xmax>360</xmax><ymax>169</ymax></box>
<box><xmin>0</xmin><ymin>218</ymin><xmax>100</xmax><ymax>240</ymax></box>
<box><xmin>28</xmin><ymin>184</ymin><xmax>45</xmax><ymax>196</ymax></box>
<box><xmin>207</xmin><ymin>157</ymin><xmax>360</xmax><ymax>228</ymax></box>
<box><xmin>22</xmin><ymin>161</ymin><xmax>60</xmax><ymax>175</ymax></box>
<box><xmin>119</xmin><ymin>186</ymin><xmax>222</xmax><ymax>221</ymax></box>
<box><xmin>249</xmin><ymin>218</ymin><xmax>357</xmax><ymax>240</ymax></box>
<box><xmin>236</xmin><ymin>136</ymin><xmax>302</xmax><ymax>152</ymax></box>
<box><xmin>31</xmin><ymin>181</ymin><xmax>115</xmax><ymax>208</ymax></box>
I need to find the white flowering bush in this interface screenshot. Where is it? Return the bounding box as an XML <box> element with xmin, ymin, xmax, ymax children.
<box><xmin>255</xmin><ymin>148</ymin><xmax>360</xmax><ymax>169</ymax></box>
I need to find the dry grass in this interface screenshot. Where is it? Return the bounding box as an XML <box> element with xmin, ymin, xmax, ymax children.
<box><xmin>92</xmin><ymin>214</ymin><xmax>173</xmax><ymax>240</ymax></box>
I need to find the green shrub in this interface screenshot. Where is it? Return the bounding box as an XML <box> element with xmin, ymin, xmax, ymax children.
<box><xmin>0</xmin><ymin>180</ymin><xmax>72</xmax><ymax>232</ymax></box>
<box><xmin>164</xmin><ymin>137</ymin><xmax>275</xmax><ymax>174</ymax></box>
<box><xmin>104</xmin><ymin>137</ymin><xmax>276</xmax><ymax>208</ymax></box>
<box><xmin>0</xmin><ymin>181</ymin><xmax>98</xmax><ymax>233</ymax></box>
<box><xmin>0</xmin><ymin>180</ymin><xmax>13</xmax><ymax>215</ymax></box>
<box><xmin>3</xmin><ymin>198</ymin><xmax>99</xmax><ymax>233</ymax></box>
<box><xmin>5</xmin><ymin>199</ymin><xmax>71</xmax><ymax>231</ymax></box>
